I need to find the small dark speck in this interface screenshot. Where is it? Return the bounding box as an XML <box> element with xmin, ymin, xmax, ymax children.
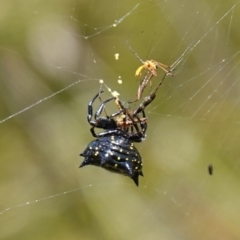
<box><xmin>208</xmin><ymin>164</ymin><xmax>213</xmax><ymax>175</ymax></box>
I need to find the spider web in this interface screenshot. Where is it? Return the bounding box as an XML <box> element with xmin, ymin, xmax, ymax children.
<box><xmin>1</xmin><ymin>0</ymin><xmax>240</xmax><ymax>239</ymax></box>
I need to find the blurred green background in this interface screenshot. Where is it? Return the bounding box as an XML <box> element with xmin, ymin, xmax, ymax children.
<box><xmin>1</xmin><ymin>0</ymin><xmax>240</xmax><ymax>239</ymax></box>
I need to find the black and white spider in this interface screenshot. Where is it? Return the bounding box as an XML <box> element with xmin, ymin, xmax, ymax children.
<box><xmin>79</xmin><ymin>90</ymin><xmax>147</xmax><ymax>186</ymax></box>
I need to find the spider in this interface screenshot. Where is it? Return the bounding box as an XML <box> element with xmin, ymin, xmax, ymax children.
<box><xmin>79</xmin><ymin>91</ymin><xmax>147</xmax><ymax>186</ymax></box>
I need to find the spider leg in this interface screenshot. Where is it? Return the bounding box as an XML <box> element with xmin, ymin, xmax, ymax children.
<box><xmin>128</xmin><ymin>72</ymin><xmax>154</xmax><ymax>104</ymax></box>
<box><xmin>136</xmin><ymin>110</ymin><xmax>147</xmax><ymax>135</ymax></box>
<box><xmin>138</xmin><ymin>71</ymin><xmax>154</xmax><ymax>100</ymax></box>
<box><xmin>90</xmin><ymin>127</ymin><xmax>98</xmax><ymax>137</ymax></box>
<box><xmin>155</xmin><ymin>62</ymin><xmax>172</xmax><ymax>74</ymax></box>
<box><xmin>128</xmin><ymin>110</ymin><xmax>147</xmax><ymax>142</ymax></box>
<box><xmin>90</xmin><ymin>128</ymin><xmax>128</xmax><ymax>138</ymax></box>
<box><xmin>151</xmin><ymin>72</ymin><xmax>169</xmax><ymax>97</ymax></box>
<box><xmin>88</xmin><ymin>91</ymin><xmax>122</xmax><ymax>137</ymax></box>
<box><xmin>133</xmin><ymin>93</ymin><xmax>156</xmax><ymax>116</ymax></box>
<box><xmin>108</xmin><ymin>109</ymin><xmax>124</xmax><ymax>118</ymax></box>
<box><xmin>94</xmin><ymin>96</ymin><xmax>115</xmax><ymax>120</ymax></box>
<box><xmin>133</xmin><ymin>72</ymin><xmax>168</xmax><ymax>116</ymax></box>
<box><xmin>116</xmin><ymin>98</ymin><xmax>146</xmax><ymax>141</ymax></box>
<box><xmin>88</xmin><ymin>90</ymin><xmax>104</xmax><ymax>123</ymax></box>
<box><xmin>89</xmin><ymin>93</ymin><xmax>119</xmax><ymax>127</ymax></box>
